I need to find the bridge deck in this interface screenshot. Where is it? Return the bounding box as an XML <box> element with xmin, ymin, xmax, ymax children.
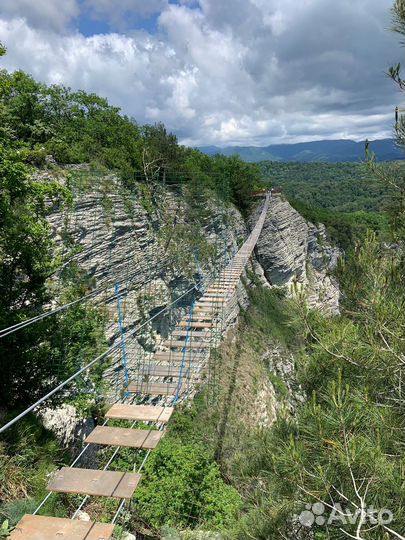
<box><xmin>128</xmin><ymin>381</ymin><xmax>178</xmax><ymax>395</ymax></box>
<box><xmin>105</xmin><ymin>404</ymin><xmax>173</xmax><ymax>423</ymax></box>
<box><xmin>9</xmin><ymin>515</ymin><xmax>115</xmax><ymax>540</ymax></box>
<box><xmin>85</xmin><ymin>426</ymin><xmax>164</xmax><ymax>449</ymax></box>
<box><xmin>47</xmin><ymin>467</ymin><xmax>141</xmax><ymax>499</ymax></box>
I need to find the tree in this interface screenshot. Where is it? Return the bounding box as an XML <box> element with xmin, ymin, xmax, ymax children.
<box><xmin>0</xmin><ymin>145</ymin><xmax>69</xmax><ymax>406</ymax></box>
<box><xmin>368</xmin><ymin>0</ymin><xmax>405</xmax><ymax>240</ymax></box>
<box><xmin>140</xmin><ymin>122</ymin><xmax>183</xmax><ymax>184</ymax></box>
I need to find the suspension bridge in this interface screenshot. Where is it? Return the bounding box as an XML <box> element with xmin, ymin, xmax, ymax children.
<box><xmin>1</xmin><ymin>188</ymin><xmax>270</xmax><ymax>540</ymax></box>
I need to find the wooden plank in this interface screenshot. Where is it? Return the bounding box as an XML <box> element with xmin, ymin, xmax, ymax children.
<box><xmin>47</xmin><ymin>467</ymin><xmax>140</xmax><ymax>499</ymax></box>
<box><xmin>140</xmin><ymin>366</ymin><xmax>182</xmax><ymax>377</ymax></box>
<box><xmin>158</xmin><ymin>407</ymin><xmax>174</xmax><ymax>423</ymax></box>
<box><xmin>86</xmin><ymin>523</ymin><xmax>116</xmax><ymax>540</ymax></box>
<box><xmin>9</xmin><ymin>515</ymin><xmax>93</xmax><ymax>540</ymax></box>
<box><xmin>186</xmin><ymin>315</ymin><xmax>215</xmax><ymax>320</ymax></box>
<box><xmin>162</xmin><ymin>340</ymin><xmax>211</xmax><ymax>348</ymax></box>
<box><xmin>142</xmin><ymin>430</ymin><xmax>165</xmax><ymax>449</ymax></box>
<box><xmin>128</xmin><ymin>381</ymin><xmax>178</xmax><ymax>395</ymax></box>
<box><xmin>178</xmin><ymin>321</ymin><xmax>213</xmax><ymax>328</ymax></box>
<box><xmin>154</xmin><ymin>350</ymin><xmax>205</xmax><ymax>359</ymax></box>
<box><xmin>9</xmin><ymin>516</ymin><xmax>115</xmax><ymax>540</ymax></box>
<box><xmin>206</xmin><ymin>287</ymin><xmax>229</xmax><ymax>291</ymax></box>
<box><xmin>105</xmin><ymin>404</ymin><xmax>174</xmax><ymax>424</ymax></box>
<box><xmin>112</xmin><ymin>472</ymin><xmax>142</xmax><ymax>499</ymax></box>
<box><xmin>148</xmin><ymin>361</ymin><xmax>202</xmax><ymax>371</ymax></box>
<box><xmin>85</xmin><ymin>426</ymin><xmax>149</xmax><ymax>448</ymax></box>
<box><xmin>172</xmin><ymin>330</ymin><xmax>210</xmax><ymax>337</ymax></box>
<box><xmin>139</xmin><ymin>365</ymin><xmax>188</xmax><ymax>377</ymax></box>
<box><xmin>106</xmin><ymin>404</ymin><xmax>164</xmax><ymax>422</ymax></box>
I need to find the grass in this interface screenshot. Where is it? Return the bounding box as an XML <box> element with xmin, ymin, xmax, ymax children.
<box><xmin>243</xmin><ymin>286</ymin><xmax>302</xmax><ymax>350</ymax></box>
<box><xmin>0</xmin><ymin>414</ymin><xmax>69</xmax><ymax>525</ymax></box>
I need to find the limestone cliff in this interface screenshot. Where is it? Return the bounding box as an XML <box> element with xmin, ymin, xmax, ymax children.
<box><xmin>253</xmin><ymin>195</ymin><xmax>340</xmax><ymax>314</ymax></box>
<box><xmin>38</xmin><ymin>169</ymin><xmax>340</xmax><ymax>466</ymax></box>
<box><xmin>45</xmin><ymin>167</ymin><xmax>248</xmax><ymax>391</ymax></box>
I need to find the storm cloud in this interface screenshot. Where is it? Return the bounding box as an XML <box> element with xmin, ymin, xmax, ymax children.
<box><xmin>0</xmin><ymin>0</ymin><xmax>400</xmax><ymax>145</ymax></box>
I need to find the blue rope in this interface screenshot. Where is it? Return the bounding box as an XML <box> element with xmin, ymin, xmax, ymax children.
<box><xmin>115</xmin><ymin>282</ymin><xmax>129</xmax><ymax>391</ymax></box>
<box><xmin>174</xmin><ymin>292</ymin><xmax>196</xmax><ymax>403</ymax></box>
<box><xmin>174</xmin><ymin>253</ymin><xmax>203</xmax><ymax>403</ymax></box>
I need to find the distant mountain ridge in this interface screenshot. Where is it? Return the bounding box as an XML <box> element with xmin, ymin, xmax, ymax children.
<box><xmin>198</xmin><ymin>138</ymin><xmax>403</xmax><ymax>163</ymax></box>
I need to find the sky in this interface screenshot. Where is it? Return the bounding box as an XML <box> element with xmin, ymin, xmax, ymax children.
<box><xmin>0</xmin><ymin>0</ymin><xmax>402</xmax><ymax>147</ymax></box>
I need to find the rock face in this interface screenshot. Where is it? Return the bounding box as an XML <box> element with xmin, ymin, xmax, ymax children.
<box><xmin>44</xmin><ymin>180</ymin><xmax>340</xmax><ymax>402</ymax></box>
<box><xmin>253</xmin><ymin>196</ymin><xmax>340</xmax><ymax>314</ymax></box>
<box><xmin>39</xmin><ymin>404</ymin><xmax>94</xmax><ymax>447</ymax></box>
<box><xmin>45</xmin><ymin>169</ymin><xmax>248</xmax><ymax>392</ymax></box>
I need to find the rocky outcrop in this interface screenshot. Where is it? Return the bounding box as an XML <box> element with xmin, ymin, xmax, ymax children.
<box><xmin>39</xmin><ymin>404</ymin><xmax>94</xmax><ymax>447</ymax></box>
<box><xmin>42</xmin><ymin>172</ymin><xmax>340</xmax><ymax>417</ymax></box>
<box><xmin>262</xmin><ymin>343</ymin><xmax>305</xmax><ymax>416</ymax></box>
<box><xmin>44</xmin><ymin>169</ymin><xmax>248</xmax><ymax>391</ymax></box>
<box><xmin>253</xmin><ymin>196</ymin><xmax>340</xmax><ymax>314</ymax></box>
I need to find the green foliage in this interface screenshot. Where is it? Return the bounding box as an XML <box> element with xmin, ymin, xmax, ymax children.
<box><xmin>288</xmin><ymin>198</ymin><xmax>389</xmax><ymax>250</ymax></box>
<box><xmin>244</xmin><ymin>286</ymin><xmax>302</xmax><ymax>350</ymax></box>
<box><xmin>140</xmin><ymin>122</ymin><xmax>183</xmax><ymax>184</ymax></box>
<box><xmin>366</xmin><ymin>159</ymin><xmax>405</xmax><ymax>241</ymax></box>
<box><xmin>238</xmin><ymin>13</ymin><xmax>405</xmax><ymax>538</ymax></box>
<box><xmin>0</xmin><ymin>68</ymin><xmax>141</xmax><ymax>177</ymax></box>
<box><xmin>135</xmin><ymin>438</ymin><xmax>242</xmax><ymax>532</ymax></box>
<box><xmin>0</xmin><ymin>145</ymin><xmax>74</xmax><ymax>407</ymax></box>
<box><xmin>0</xmin><ymin>520</ymin><xmax>12</xmax><ymax>539</ymax></box>
<box><xmin>0</xmin><ymin>199</ymin><xmax>107</xmax><ymax>407</ymax></box>
<box><xmin>0</xmin><ymin>65</ymin><xmax>264</xmax><ymax>210</ymax></box>
<box><xmin>237</xmin><ymin>233</ymin><xmax>405</xmax><ymax>540</ymax></box>
<box><xmin>259</xmin><ymin>161</ymin><xmax>392</xmax><ymax>248</ymax></box>
<box><xmin>0</xmin><ymin>415</ymin><xmax>66</xmax><ymax>524</ymax></box>
<box><xmin>260</xmin><ymin>161</ymin><xmax>386</xmax><ymax>213</ymax></box>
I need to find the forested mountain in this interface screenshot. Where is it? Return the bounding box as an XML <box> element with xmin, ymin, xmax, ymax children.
<box><xmin>200</xmin><ymin>138</ymin><xmax>403</xmax><ymax>163</ymax></box>
<box><xmin>258</xmin><ymin>161</ymin><xmax>391</xmax><ymax>249</ymax></box>
<box><xmin>260</xmin><ymin>162</ymin><xmax>384</xmax><ymax>212</ymax></box>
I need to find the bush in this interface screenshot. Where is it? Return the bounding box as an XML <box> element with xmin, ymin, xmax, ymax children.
<box><xmin>135</xmin><ymin>438</ymin><xmax>242</xmax><ymax>532</ymax></box>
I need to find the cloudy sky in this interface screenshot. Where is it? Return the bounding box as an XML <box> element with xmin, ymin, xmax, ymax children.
<box><xmin>0</xmin><ymin>0</ymin><xmax>401</xmax><ymax>146</ymax></box>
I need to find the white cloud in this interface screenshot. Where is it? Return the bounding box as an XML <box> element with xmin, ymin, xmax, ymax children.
<box><xmin>0</xmin><ymin>0</ymin><xmax>400</xmax><ymax>146</ymax></box>
<box><xmin>0</xmin><ymin>0</ymin><xmax>79</xmax><ymax>32</ymax></box>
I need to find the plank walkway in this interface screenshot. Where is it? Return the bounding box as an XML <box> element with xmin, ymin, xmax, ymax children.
<box><xmin>47</xmin><ymin>468</ymin><xmax>141</xmax><ymax>499</ymax></box>
<box><xmin>105</xmin><ymin>404</ymin><xmax>173</xmax><ymax>423</ymax></box>
<box><xmin>10</xmin><ymin>194</ymin><xmax>270</xmax><ymax>539</ymax></box>
<box><xmin>85</xmin><ymin>426</ymin><xmax>164</xmax><ymax>449</ymax></box>
<box><xmin>9</xmin><ymin>515</ymin><xmax>115</xmax><ymax>540</ymax></box>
